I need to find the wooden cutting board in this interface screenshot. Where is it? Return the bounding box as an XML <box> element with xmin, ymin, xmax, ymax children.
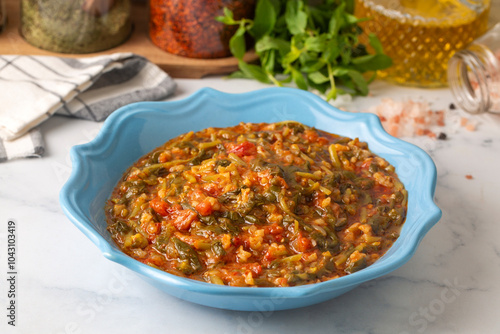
<box><xmin>0</xmin><ymin>0</ymin><xmax>257</xmax><ymax>78</ymax></box>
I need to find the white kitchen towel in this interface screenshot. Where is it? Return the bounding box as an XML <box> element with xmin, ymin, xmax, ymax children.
<box><xmin>0</xmin><ymin>128</ymin><xmax>44</xmax><ymax>162</ymax></box>
<box><xmin>0</xmin><ymin>53</ymin><xmax>176</xmax><ymax>162</ymax></box>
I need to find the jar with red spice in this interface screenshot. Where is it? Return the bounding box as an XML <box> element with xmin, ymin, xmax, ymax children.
<box><xmin>149</xmin><ymin>0</ymin><xmax>255</xmax><ymax>59</ymax></box>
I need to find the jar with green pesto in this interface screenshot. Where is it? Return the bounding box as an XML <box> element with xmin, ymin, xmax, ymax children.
<box><xmin>21</xmin><ymin>0</ymin><xmax>132</xmax><ymax>54</ymax></box>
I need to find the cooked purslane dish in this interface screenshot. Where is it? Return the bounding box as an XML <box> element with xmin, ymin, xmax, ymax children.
<box><xmin>106</xmin><ymin>121</ymin><xmax>407</xmax><ymax>287</ymax></box>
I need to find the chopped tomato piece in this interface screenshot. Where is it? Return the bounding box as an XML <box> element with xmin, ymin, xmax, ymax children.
<box><xmin>263</xmin><ymin>250</ymin><xmax>275</xmax><ymax>263</ymax></box>
<box><xmin>158</xmin><ymin>151</ymin><xmax>171</xmax><ymax>163</ymax></box>
<box><xmin>171</xmin><ymin>210</ymin><xmax>197</xmax><ymax>231</ymax></box>
<box><xmin>304</xmin><ymin>129</ymin><xmax>319</xmax><ymax>143</ymax></box>
<box><xmin>266</xmin><ymin>223</ymin><xmax>284</xmax><ymax>235</ymax></box>
<box><xmin>294</xmin><ymin>232</ymin><xmax>312</xmax><ymax>253</ymax></box>
<box><xmin>317</xmin><ymin>137</ymin><xmax>329</xmax><ymax>145</ymax></box>
<box><xmin>250</xmin><ymin>263</ymin><xmax>262</xmax><ymax>276</ymax></box>
<box><xmin>265</xmin><ymin>224</ymin><xmax>284</xmax><ymax>242</ymax></box>
<box><xmin>201</xmin><ymin>182</ymin><xmax>220</xmax><ymax>197</ymax></box>
<box><xmin>150</xmin><ymin>197</ymin><xmax>172</xmax><ymax>216</ymax></box>
<box><xmin>360</xmin><ymin>158</ymin><xmax>373</xmax><ymax>169</ymax></box>
<box><xmin>196</xmin><ymin>199</ymin><xmax>213</xmax><ymax>216</ymax></box>
<box><xmin>227</xmin><ymin>141</ymin><xmax>257</xmax><ymax>157</ymax></box>
<box><xmin>232</xmin><ymin>236</ymin><xmax>242</xmax><ymax>247</ymax></box>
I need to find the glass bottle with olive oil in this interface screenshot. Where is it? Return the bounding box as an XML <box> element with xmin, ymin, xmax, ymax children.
<box><xmin>355</xmin><ymin>0</ymin><xmax>490</xmax><ymax>87</ymax></box>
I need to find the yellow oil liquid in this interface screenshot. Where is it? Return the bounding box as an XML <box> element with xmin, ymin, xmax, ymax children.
<box><xmin>355</xmin><ymin>0</ymin><xmax>490</xmax><ymax>87</ymax></box>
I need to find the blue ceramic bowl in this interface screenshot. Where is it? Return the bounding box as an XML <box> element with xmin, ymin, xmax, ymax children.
<box><xmin>60</xmin><ymin>87</ymin><xmax>441</xmax><ymax>311</ymax></box>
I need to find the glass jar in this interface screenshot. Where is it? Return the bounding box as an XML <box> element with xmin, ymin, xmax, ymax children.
<box><xmin>149</xmin><ymin>0</ymin><xmax>255</xmax><ymax>59</ymax></box>
<box><xmin>354</xmin><ymin>0</ymin><xmax>491</xmax><ymax>88</ymax></box>
<box><xmin>448</xmin><ymin>23</ymin><xmax>500</xmax><ymax>114</ymax></box>
<box><xmin>20</xmin><ymin>0</ymin><xmax>132</xmax><ymax>54</ymax></box>
<box><xmin>0</xmin><ymin>0</ymin><xmax>5</xmax><ymax>33</ymax></box>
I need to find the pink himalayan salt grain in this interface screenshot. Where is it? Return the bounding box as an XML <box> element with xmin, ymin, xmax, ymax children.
<box><xmin>363</xmin><ymin>98</ymin><xmax>444</xmax><ymax>138</ymax></box>
<box><xmin>363</xmin><ymin>98</ymin><xmax>476</xmax><ymax>138</ymax></box>
<box><xmin>460</xmin><ymin>117</ymin><xmax>478</xmax><ymax>131</ymax></box>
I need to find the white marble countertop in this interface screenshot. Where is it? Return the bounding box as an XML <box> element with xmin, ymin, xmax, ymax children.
<box><xmin>1</xmin><ymin>77</ymin><xmax>499</xmax><ymax>334</ymax></box>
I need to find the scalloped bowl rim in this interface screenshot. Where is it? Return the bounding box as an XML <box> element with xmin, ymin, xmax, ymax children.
<box><xmin>60</xmin><ymin>87</ymin><xmax>441</xmax><ymax>308</ymax></box>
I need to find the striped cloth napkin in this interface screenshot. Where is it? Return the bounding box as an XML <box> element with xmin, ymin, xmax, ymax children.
<box><xmin>0</xmin><ymin>53</ymin><xmax>176</xmax><ymax>162</ymax></box>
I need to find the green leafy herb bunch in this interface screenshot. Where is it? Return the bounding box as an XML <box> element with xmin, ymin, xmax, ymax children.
<box><xmin>216</xmin><ymin>0</ymin><xmax>392</xmax><ymax>100</ymax></box>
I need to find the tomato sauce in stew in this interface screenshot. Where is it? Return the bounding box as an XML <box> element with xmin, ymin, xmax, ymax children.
<box><xmin>106</xmin><ymin>122</ymin><xmax>407</xmax><ymax>287</ymax></box>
